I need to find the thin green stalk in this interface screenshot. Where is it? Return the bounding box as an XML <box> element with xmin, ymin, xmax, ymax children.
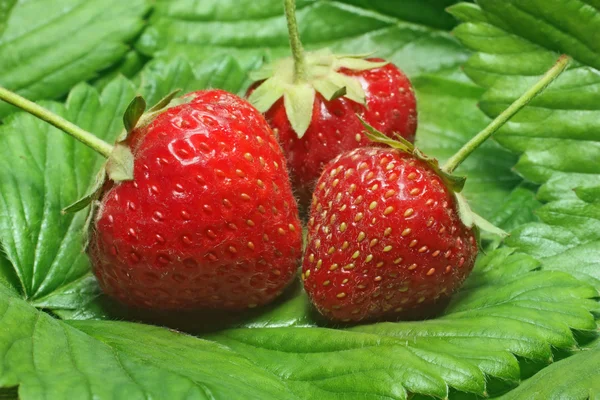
<box><xmin>0</xmin><ymin>87</ymin><xmax>113</xmax><ymax>158</ymax></box>
<box><xmin>284</xmin><ymin>0</ymin><xmax>307</xmax><ymax>82</ymax></box>
<box><xmin>442</xmin><ymin>55</ymin><xmax>571</xmax><ymax>174</ymax></box>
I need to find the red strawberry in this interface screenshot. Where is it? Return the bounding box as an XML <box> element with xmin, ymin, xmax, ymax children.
<box><xmin>302</xmin><ymin>146</ymin><xmax>477</xmax><ymax>322</ymax></box>
<box><xmin>247</xmin><ymin>0</ymin><xmax>416</xmax><ymax>206</ymax></box>
<box><xmin>88</xmin><ymin>90</ymin><xmax>302</xmax><ymax>310</ymax></box>
<box><xmin>248</xmin><ymin>59</ymin><xmax>416</xmax><ymax>205</ymax></box>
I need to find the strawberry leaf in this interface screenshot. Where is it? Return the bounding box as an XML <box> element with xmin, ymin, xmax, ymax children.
<box><xmin>507</xmin><ymin>199</ymin><xmax>600</xmax><ymax>291</ymax></box>
<box><xmin>137</xmin><ymin>0</ymin><xmax>469</xmax><ymax>75</ymax></box>
<box><xmin>0</xmin><ymin>0</ymin><xmax>16</xmax><ymax>37</ymax></box>
<box><xmin>0</xmin><ymin>77</ymin><xmax>136</xmax><ymax>300</ymax></box>
<box><xmin>0</xmin><ymin>283</ymin><xmax>294</xmax><ymax>399</ymax></box>
<box><xmin>497</xmin><ymin>347</ymin><xmax>600</xmax><ymax>400</ymax></box>
<box><xmin>0</xmin><ymin>0</ymin><xmax>149</xmax><ymax>118</ymax></box>
<box><xmin>50</xmin><ymin>249</ymin><xmax>597</xmax><ymax>399</ymax></box>
<box><xmin>450</xmin><ymin>0</ymin><xmax>600</xmax><ymax>202</ymax></box>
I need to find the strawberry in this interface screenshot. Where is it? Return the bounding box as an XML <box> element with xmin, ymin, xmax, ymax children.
<box><xmin>247</xmin><ymin>0</ymin><xmax>416</xmax><ymax>206</ymax></box>
<box><xmin>301</xmin><ymin>55</ymin><xmax>571</xmax><ymax>322</ymax></box>
<box><xmin>302</xmin><ymin>146</ymin><xmax>477</xmax><ymax>322</ymax></box>
<box><xmin>0</xmin><ymin>87</ymin><xmax>302</xmax><ymax>310</ymax></box>
<box><xmin>248</xmin><ymin>60</ymin><xmax>416</xmax><ymax>205</ymax></box>
<box><xmin>91</xmin><ymin>90</ymin><xmax>303</xmax><ymax>310</ymax></box>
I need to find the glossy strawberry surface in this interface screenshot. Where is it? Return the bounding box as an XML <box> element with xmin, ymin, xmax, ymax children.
<box><xmin>302</xmin><ymin>147</ymin><xmax>477</xmax><ymax>322</ymax></box>
<box><xmin>89</xmin><ymin>90</ymin><xmax>302</xmax><ymax>310</ymax></box>
<box><xmin>249</xmin><ymin>59</ymin><xmax>417</xmax><ymax>205</ymax></box>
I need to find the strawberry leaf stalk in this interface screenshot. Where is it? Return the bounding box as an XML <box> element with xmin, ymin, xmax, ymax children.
<box><xmin>247</xmin><ymin>0</ymin><xmax>417</xmax><ymax>206</ymax></box>
<box><xmin>302</xmin><ymin>55</ymin><xmax>570</xmax><ymax>323</ymax></box>
<box><xmin>0</xmin><ymin>87</ymin><xmax>303</xmax><ymax>311</ymax></box>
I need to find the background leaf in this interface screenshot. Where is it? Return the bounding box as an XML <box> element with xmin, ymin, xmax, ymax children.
<box><xmin>0</xmin><ymin>0</ymin><xmax>16</xmax><ymax>37</ymax></box>
<box><xmin>497</xmin><ymin>347</ymin><xmax>600</xmax><ymax>400</ymax></box>
<box><xmin>0</xmin><ymin>284</ymin><xmax>294</xmax><ymax>400</ymax></box>
<box><xmin>0</xmin><ymin>0</ymin><xmax>148</xmax><ymax>118</ymax></box>
<box><xmin>1</xmin><ymin>245</ymin><xmax>596</xmax><ymax>400</ymax></box>
<box><xmin>136</xmin><ymin>0</ymin><xmax>469</xmax><ymax>76</ymax></box>
<box><xmin>450</xmin><ymin>0</ymin><xmax>600</xmax><ymax>202</ymax></box>
<box><xmin>0</xmin><ymin>78</ymin><xmax>136</xmax><ymax>300</ymax></box>
<box><xmin>507</xmin><ymin>199</ymin><xmax>600</xmax><ymax>291</ymax></box>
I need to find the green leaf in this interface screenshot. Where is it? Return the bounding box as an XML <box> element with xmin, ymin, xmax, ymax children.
<box><xmin>487</xmin><ymin>184</ymin><xmax>541</xmax><ymax>234</ymax></box>
<box><xmin>507</xmin><ymin>199</ymin><xmax>600</xmax><ymax>291</ymax></box>
<box><xmin>137</xmin><ymin>0</ymin><xmax>469</xmax><ymax>76</ymax></box>
<box><xmin>137</xmin><ymin>55</ymin><xmax>250</xmax><ymax>104</ymax></box>
<box><xmin>0</xmin><ymin>0</ymin><xmax>16</xmax><ymax>37</ymax></box>
<box><xmin>0</xmin><ymin>253</ymin><xmax>19</xmax><ymax>296</ymax></box>
<box><xmin>92</xmin><ymin>50</ymin><xmax>147</xmax><ymax>91</ymax></box>
<box><xmin>332</xmin><ymin>0</ymin><xmax>463</xmax><ymax>30</ymax></box>
<box><xmin>455</xmin><ymin>192</ymin><xmax>509</xmax><ymax>237</ymax></box>
<box><xmin>0</xmin><ymin>285</ymin><xmax>293</xmax><ymax>399</ymax></box>
<box><xmin>205</xmin><ymin>250</ymin><xmax>596</xmax><ymax>399</ymax></box>
<box><xmin>450</xmin><ymin>0</ymin><xmax>600</xmax><ymax>202</ymax></box>
<box><xmin>0</xmin><ymin>78</ymin><xmax>136</xmax><ymax>299</ymax></box>
<box><xmin>498</xmin><ymin>347</ymin><xmax>600</xmax><ymax>400</ymax></box>
<box><xmin>46</xmin><ymin>246</ymin><xmax>596</xmax><ymax>398</ymax></box>
<box><xmin>0</xmin><ymin>0</ymin><xmax>148</xmax><ymax>118</ymax></box>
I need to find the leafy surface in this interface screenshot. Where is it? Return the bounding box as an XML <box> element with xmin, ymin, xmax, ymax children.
<box><xmin>0</xmin><ymin>284</ymin><xmax>292</xmax><ymax>400</ymax></box>
<box><xmin>507</xmin><ymin>199</ymin><xmax>600</xmax><ymax>292</ymax></box>
<box><xmin>0</xmin><ymin>79</ymin><xmax>136</xmax><ymax>300</ymax></box>
<box><xmin>498</xmin><ymin>346</ymin><xmax>600</xmax><ymax>400</ymax></box>
<box><xmin>0</xmin><ymin>245</ymin><xmax>596</xmax><ymax>399</ymax></box>
<box><xmin>0</xmin><ymin>0</ymin><xmax>16</xmax><ymax>37</ymax></box>
<box><xmin>451</xmin><ymin>3</ymin><xmax>600</xmax><ymax>398</ymax></box>
<box><xmin>0</xmin><ymin>0</ymin><xmax>148</xmax><ymax>118</ymax></box>
<box><xmin>451</xmin><ymin>0</ymin><xmax>600</xmax><ymax>202</ymax></box>
<box><xmin>137</xmin><ymin>0</ymin><xmax>468</xmax><ymax>75</ymax></box>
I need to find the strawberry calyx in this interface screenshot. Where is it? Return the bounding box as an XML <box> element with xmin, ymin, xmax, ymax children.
<box><xmin>361</xmin><ymin>118</ymin><xmax>508</xmax><ymax>238</ymax></box>
<box><xmin>248</xmin><ymin>49</ymin><xmax>387</xmax><ymax>138</ymax></box>
<box><xmin>63</xmin><ymin>90</ymin><xmax>192</xmax><ymax>214</ymax></box>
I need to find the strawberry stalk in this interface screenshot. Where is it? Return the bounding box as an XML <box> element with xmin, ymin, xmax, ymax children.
<box><xmin>284</xmin><ymin>0</ymin><xmax>307</xmax><ymax>83</ymax></box>
<box><xmin>0</xmin><ymin>86</ymin><xmax>114</xmax><ymax>158</ymax></box>
<box><xmin>442</xmin><ymin>54</ymin><xmax>571</xmax><ymax>174</ymax></box>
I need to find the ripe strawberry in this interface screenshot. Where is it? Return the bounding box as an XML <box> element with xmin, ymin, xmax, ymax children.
<box><xmin>247</xmin><ymin>0</ymin><xmax>416</xmax><ymax>206</ymax></box>
<box><xmin>88</xmin><ymin>90</ymin><xmax>303</xmax><ymax>310</ymax></box>
<box><xmin>302</xmin><ymin>146</ymin><xmax>477</xmax><ymax>322</ymax></box>
<box><xmin>248</xmin><ymin>59</ymin><xmax>417</xmax><ymax>205</ymax></box>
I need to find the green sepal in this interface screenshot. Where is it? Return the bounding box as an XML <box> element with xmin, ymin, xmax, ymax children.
<box><xmin>248</xmin><ymin>49</ymin><xmax>388</xmax><ymax>138</ymax></box>
<box><xmin>106</xmin><ymin>144</ymin><xmax>134</xmax><ymax>182</ymax></box>
<box><xmin>248</xmin><ymin>76</ymin><xmax>287</xmax><ymax>112</ymax></box>
<box><xmin>148</xmin><ymin>89</ymin><xmax>181</xmax><ymax>112</ymax></box>
<box><xmin>62</xmin><ymin>168</ymin><xmax>107</xmax><ymax>214</ymax></box>
<box><xmin>283</xmin><ymin>84</ymin><xmax>315</xmax><ymax>138</ymax></box>
<box><xmin>455</xmin><ymin>193</ymin><xmax>509</xmax><ymax>238</ymax></box>
<box><xmin>361</xmin><ymin>117</ymin><xmax>466</xmax><ymax>192</ymax></box>
<box><xmin>63</xmin><ymin>90</ymin><xmax>191</xmax><ymax>213</ymax></box>
<box><xmin>122</xmin><ymin>95</ymin><xmax>146</xmax><ymax>134</ymax></box>
<box><xmin>362</xmin><ymin>117</ymin><xmax>506</xmax><ymax>238</ymax></box>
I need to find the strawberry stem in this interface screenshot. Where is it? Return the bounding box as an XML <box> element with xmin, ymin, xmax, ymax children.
<box><xmin>0</xmin><ymin>86</ymin><xmax>114</xmax><ymax>158</ymax></box>
<box><xmin>442</xmin><ymin>55</ymin><xmax>570</xmax><ymax>174</ymax></box>
<box><xmin>284</xmin><ymin>0</ymin><xmax>307</xmax><ymax>83</ymax></box>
